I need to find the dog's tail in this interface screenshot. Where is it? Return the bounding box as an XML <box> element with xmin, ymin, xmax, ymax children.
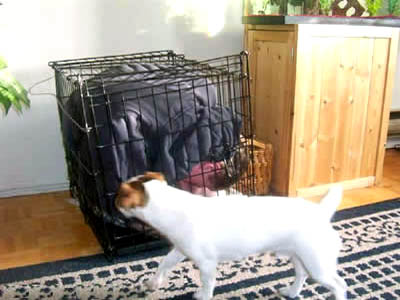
<box><xmin>319</xmin><ymin>185</ymin><xmax>343</xmax><ymax>220</ymax></box>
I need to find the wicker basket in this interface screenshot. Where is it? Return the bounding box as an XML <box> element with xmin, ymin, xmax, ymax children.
<box><xmin>238</xmin><ymin>140</ymin><xmax>273</xmax><ymax>195</ymax></box>
<box><xmin>252</xmin><ymin>140</ymin><xmax>273</xmax><ymax>195</ymax></box>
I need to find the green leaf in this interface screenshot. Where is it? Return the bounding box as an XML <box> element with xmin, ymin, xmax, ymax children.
<box><xmin>0</xmin><ymin>56</ymin><xmax>7</xmax><ymax>70</ymax></box>
<box><xmin>366</xmin><ymin>0</ymin><xmax>383</xmax><ymax>16</ymax></box>
<box><xmin>3</xmin><ymin>85</ymin><xmax>23</xmax><ymax>112</ymax></box>
<box><xmin>289</xmin><ymin>0</ymin><xmax>305</xmax><ymax>6</ymax></box>
<box><xmin>0</xmin><ymin>89</ymin><xmax>12</xmax><ymax>115</ymax></box>
<box><xmin>389</xmin><ymin>0</ymin><xmax>400</xmax><ymax>14</ymax></box>
<box><xmin>0</xmin><ymin>70</ymin><xmax>30</xmax><ymax>116</ymax></box>
<box><xmin>12</xmin><ymin>79</ymin><xmax>30</xmax><ymax>108</ymax></box>
<box><xmin>319</xmin><ymin>0</ymin><xmax>333</xmax><ymax>14</ymax></box>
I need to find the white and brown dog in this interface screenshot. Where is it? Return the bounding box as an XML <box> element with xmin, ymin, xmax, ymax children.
<box><xmin>115</xmin><ymin>172</ymin><xmax>347</xmax><ymax>300</ymax></box>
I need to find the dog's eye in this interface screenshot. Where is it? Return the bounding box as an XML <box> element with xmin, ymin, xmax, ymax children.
<box><xmin>119</xmin><ymin>192</ymin><xmax>129</xmax><ymax>198</ymax></box>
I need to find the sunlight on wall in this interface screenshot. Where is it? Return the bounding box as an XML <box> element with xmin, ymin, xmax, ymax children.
<box><xmin>166</xmin><ymin>0</ymin><xmax>228</xmax><ymax>37</ymax></box>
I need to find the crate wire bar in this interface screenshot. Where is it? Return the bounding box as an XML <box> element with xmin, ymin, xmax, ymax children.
<box><xmin>49</xmin><ymin>50</ymin><xmax>254</xmax><ymax>259</ymax></box>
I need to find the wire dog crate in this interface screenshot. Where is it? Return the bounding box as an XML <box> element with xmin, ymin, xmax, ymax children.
<box><xmin>49</xmin><ymin>50</ymin><xmax>254</xmax><ymax>259</ymax></box>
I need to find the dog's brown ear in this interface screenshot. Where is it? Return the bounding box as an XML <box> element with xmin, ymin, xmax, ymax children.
<box><xmin>119</xmin><ymin>183</ymin><xmax>133</xmax><ymax>196</ymax></box>
<box><xmin>143</xmin><ymin>172</ymin><xmax>166</xmax><ymax>182</ymax></box>
<box><xmin>115</xmin><ymin>181</ymin><xmax>147</xmax><ymax>209</ymax></box>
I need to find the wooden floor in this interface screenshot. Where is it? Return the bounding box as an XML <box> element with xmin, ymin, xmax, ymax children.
<box><xmin>1</xmin><ymin>149</ymin><xmax>399</xmax><ymax>270</ymax></box>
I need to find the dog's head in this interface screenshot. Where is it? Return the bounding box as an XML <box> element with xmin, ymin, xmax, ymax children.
<box><xmin>115</xmin><ymin>172</ymin><xmax>165</xmax><ymax>210</ymax></box>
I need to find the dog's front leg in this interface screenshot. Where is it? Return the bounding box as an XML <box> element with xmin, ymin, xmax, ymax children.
<box><xmin>146</xmin><ymin>248</ymin><xmax>186</xmax><ymax>290</ymax></box>
<box><xmin>279</xmin><ymin>256</ymin><xmax>308</xmax><ymax>298</ymax></box>
<box><xmin>194</xmin><ymin>260</ymin><xmax>217</xmax><ymax>300</ymax></box>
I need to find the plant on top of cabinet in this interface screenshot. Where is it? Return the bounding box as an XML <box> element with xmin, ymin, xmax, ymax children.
<box><xmin>263</xmin><ymin>0</ymin><xmax>281</xmax><ymax>14</ymax></box>
<box><xmin>366</xmin><ymin>0</ymin><xmax>383</xmax><ymax>15</ymax></box>
<box><xmin>249</xmin><ymin>0</ymin><xmax>266</xmax><ymax>14</ymax></box>
<box><xmin>288</xmin><ymin>0</ymin><xmax>305</xmax><ymax>14</ymax></box>
<box><xmin>304</xmin><ymin>0</ymin><xmax>321</xmax><ymax>15</ymax></box>
<box><xmin>319</xmin><ymin>0</ymin><xmax>332</xmax><ymax>15</ymax></box>
<box><xmin>388</xmin><ymin>0</ymin><xmax>400</xmax><ymax>15</ymax></box>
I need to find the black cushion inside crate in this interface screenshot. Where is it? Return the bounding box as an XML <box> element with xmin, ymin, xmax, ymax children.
<box><xmin>62</xmin><ymin>62</ymin><xmax>242</xmax><ymax>219</ymax></box>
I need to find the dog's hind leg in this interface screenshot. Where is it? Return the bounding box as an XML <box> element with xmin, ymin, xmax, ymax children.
<box><xmin>279</xmin><ymin>255</ymin><xmax>308</xmax><ymax>298</ymax></box>
<box><xmin>194</xmin><ymin>260</ymin><xmax>217</xmax><ymax>300</ymax></box>
<box><xmin>334</xmin><ymin>273</ymin><xmax>348</xmax><ymax>291</ymax></box>
<box><xmin>297</xmin><ymin>246</ymin><xmax>347</xmax><ymax>299</ymax></box>
<box><xmin>311</xmin><ymin>273</ymin><xmax>347</xmax><ymax>300</ymax></box>
<box><xmin>146</xmin><ymin>248</ymin><xmax>186</xmax><ymax>290</ymax></box>
<box><xmin>298</xmin><ymin>257</ymin><xmax>347</xmax><ymax>300</ymax></box>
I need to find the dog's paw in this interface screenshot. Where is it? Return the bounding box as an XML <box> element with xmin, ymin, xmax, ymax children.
<box><xmin>193</xmin><ymin>290</ymin><xmax>202</xmax><ymax>300</ymax></box>
<box><xmin>193</xmin><ymin>290</ymin><xmax>209</xmax><ymax>300</ymax></box>
<box><xmin>279</xmin><ymin>286</ymin><xmax>299</xmax><ymax>298</ymax></box>
<box><xmin>145</xmin><ymin>277</ymin><xmax>162</xmax><ymax>291</ymax></box>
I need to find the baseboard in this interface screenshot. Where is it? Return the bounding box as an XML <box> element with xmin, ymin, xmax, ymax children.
<box><xmin>387</xmin><ymin>136</ymin><xmax>400</xmax><ymax>149</ymax></box>
<box><xmin>296</xmin><ymin>176</ymin><xmax>376</xmax><ymax>198</ymax></box>
<box><xmin>0</xmin><ymin>182</ymin><xmax>69</xmax><ymax>198</ymax></box>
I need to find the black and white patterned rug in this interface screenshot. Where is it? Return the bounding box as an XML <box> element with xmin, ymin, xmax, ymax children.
<box><xmin>1</xmin><ymin>199</ymin><xmax>400</xmax><ymax>299</ymax></box>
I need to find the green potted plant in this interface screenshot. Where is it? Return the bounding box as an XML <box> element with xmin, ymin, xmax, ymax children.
<box><xmin>288</xmin><ymin>0</ymin><xmax>305</xmax><ymax>14</ymax></box>
<box><xmin>0</xmin><ymin>56</ymin><xmax>30</xmax><ymax>116</ymax></box>
<box><xmin>388</xmin><ymin>0</ymin><xmax>400</xmax><ymax>15</ymax></box>
<box><xmin>263</xmin><ymin>0</ymin><xmax>280</xmax><ymax>14</ymax></box>
<box><xmin>319</xmin><ymin>0</ymin><xmax>332</xmax><ymax>15</ymax></box>
<box><xmin>366</xmin><ymin>0</ymin><xmax>383</xmax><ymax>16</ymax></box>
<box><xmin>250</xmin><ymin>0</ymin><xmax>266</xmax><ymax>14</ymax></box>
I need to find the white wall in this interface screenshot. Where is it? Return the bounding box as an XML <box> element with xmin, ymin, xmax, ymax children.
<box><xmin>392</xmin><ymin>33</ymin><xmax>400</xmax><ymax>110</ymax></box>
<box><xmin>0</xmin><ymin>0</ymin><xmax>243</xmax><ymax>197</ymax></box>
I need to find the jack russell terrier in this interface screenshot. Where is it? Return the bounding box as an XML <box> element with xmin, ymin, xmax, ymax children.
<box><xmin>115</xmin><ymin>172</ymin><xmax>347</xmax><ymax>300</ymax></box>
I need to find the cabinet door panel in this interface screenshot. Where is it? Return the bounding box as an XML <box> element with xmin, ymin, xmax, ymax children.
<box><xmin>293</xmin><ymin>33</ymin><xmax>390</xmax><ymax>190</ymax></box>
<box><xmin>361</xmin><ymin>39</ymin><xmax>391</xmax><ymax>178</ymax></box>
<box><xmin>248</xmin><ymin>30</ymin><xmax>295</xmax><ymax>194</ymax></box>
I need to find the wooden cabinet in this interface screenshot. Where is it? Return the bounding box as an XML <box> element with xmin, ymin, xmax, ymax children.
<box><xmin>245</xmin><ymin>24</ymin><xmax>399</xmax><ymax>197</ymax></box>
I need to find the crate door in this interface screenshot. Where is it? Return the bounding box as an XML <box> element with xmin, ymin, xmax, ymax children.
<box><xmin>247</xmin><ymin>29</ymin><xmax>296</xmax><ymax>195</ymax></box>
<box><xmin>291</xmin><ymin>25</ymin><xmax>398</xmax><ymax>195</ymax></box>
